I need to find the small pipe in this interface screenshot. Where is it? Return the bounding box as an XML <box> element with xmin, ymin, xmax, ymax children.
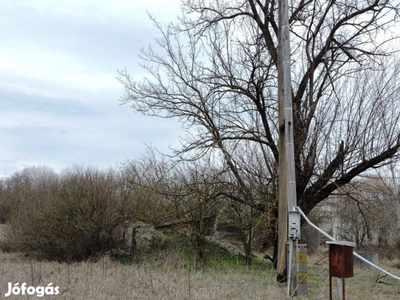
<box><xmin>287</xmin><ymin>238</ymin><xmax>293</xmax><ymax>298</ymax></box>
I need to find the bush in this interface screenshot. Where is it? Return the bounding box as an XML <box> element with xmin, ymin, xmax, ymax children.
<box><xmin>7</xmin><ymin>167</ymin><xmax>131</xmax><ymax>262</ymax></box>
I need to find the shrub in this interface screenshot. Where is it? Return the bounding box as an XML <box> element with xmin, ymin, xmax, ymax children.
<box><xmin>7</xmin><ymin>167</ymin><xmax>130</xmax><ymax>262</ymax></box>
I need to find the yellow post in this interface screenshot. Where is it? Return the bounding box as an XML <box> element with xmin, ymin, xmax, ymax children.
<box><xmin>296</xmin><ymin>244</ymin><xmax>308</xmax><ymax>296</ymax></box>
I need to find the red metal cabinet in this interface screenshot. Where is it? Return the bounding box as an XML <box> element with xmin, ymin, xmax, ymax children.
<box><xmin>327</xmin><ymin>241</ymin><xmax>356</xmax><ymax>278</ymax></box>
<box><xmin>326</xmin><ymin>241</ymin><xmax>356</xmax><ymax>300</ymax></box>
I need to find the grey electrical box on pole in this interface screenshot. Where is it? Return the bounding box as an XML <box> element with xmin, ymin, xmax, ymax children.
<box><xmin>289</xmin><ymin>209</ymin><xmax>301</xmax><ymax>240</ymax></box>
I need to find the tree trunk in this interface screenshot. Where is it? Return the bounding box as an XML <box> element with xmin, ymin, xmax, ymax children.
<box><xmin>130</xmin><ymin>227</ymin><xmax>137</xmax><ymax>262</ymax></box>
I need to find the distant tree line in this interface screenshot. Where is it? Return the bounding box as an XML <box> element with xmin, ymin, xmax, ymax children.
<box><xmin>0</xmin><ymin>159</ymin><xmax>270</xmax><ymax>264</ymax></box>
<box><xmin>1</xmin><ymin>157</ymin><xmax>399</xmax><ymax>264</ymax></box>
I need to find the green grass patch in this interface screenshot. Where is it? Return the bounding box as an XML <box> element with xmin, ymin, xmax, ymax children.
<box><xmin>114</xmin><ymin>234</ymin><xmax>273</xmax><ymax>273</ymax></box>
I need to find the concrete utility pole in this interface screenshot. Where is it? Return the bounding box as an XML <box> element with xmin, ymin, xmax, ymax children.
<box><xmin>276</xmin><ymin>0</ymin><xmax>299</xmax><ymax>296</ymax></box>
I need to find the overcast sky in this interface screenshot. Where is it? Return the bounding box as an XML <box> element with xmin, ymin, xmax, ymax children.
<box><xmin>0</xmin><ymin>0</ymin><xmax>183</xmax><ymax>178</ymax></box>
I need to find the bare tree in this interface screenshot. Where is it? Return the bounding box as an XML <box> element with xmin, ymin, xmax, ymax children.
<box><xmin>122</xmin><ymin>151</ymin><xmax>177</xmax><ymax>226</ymax></box>
<box><xmin>169</xmin><ymin>161</ymin><xmax>223</xmax><ymax>268</ymax></box>
<box><xmin>336</xmin><ymin>177</ymin><xmax>398</xmax><ymax>250</ymax></box>
<box><xmin>118</xmin><ymin>0</ymin><xmax>400</xmax><ymax>279</ymax></box>
<box><xmin>123</xmin><ymin>152</ymin><xmax>226</xmax><ymax>267</ymax></box>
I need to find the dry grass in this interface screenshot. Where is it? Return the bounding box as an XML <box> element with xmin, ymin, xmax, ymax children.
<box><xmin>1</xmin><ymin>250</ymin><xmax>400</xmax><ymax>299</ymax></box>
<box><xmin>0</xmin><ymin>252</ymin><xmax>285</xmax><ymax>299</ymax></box>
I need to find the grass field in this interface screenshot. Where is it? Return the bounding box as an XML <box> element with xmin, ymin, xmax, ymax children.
<box><xmin>1</xmin><ymin>249</ymin><xmax>400</xmax><ymax>299</ymax></box>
